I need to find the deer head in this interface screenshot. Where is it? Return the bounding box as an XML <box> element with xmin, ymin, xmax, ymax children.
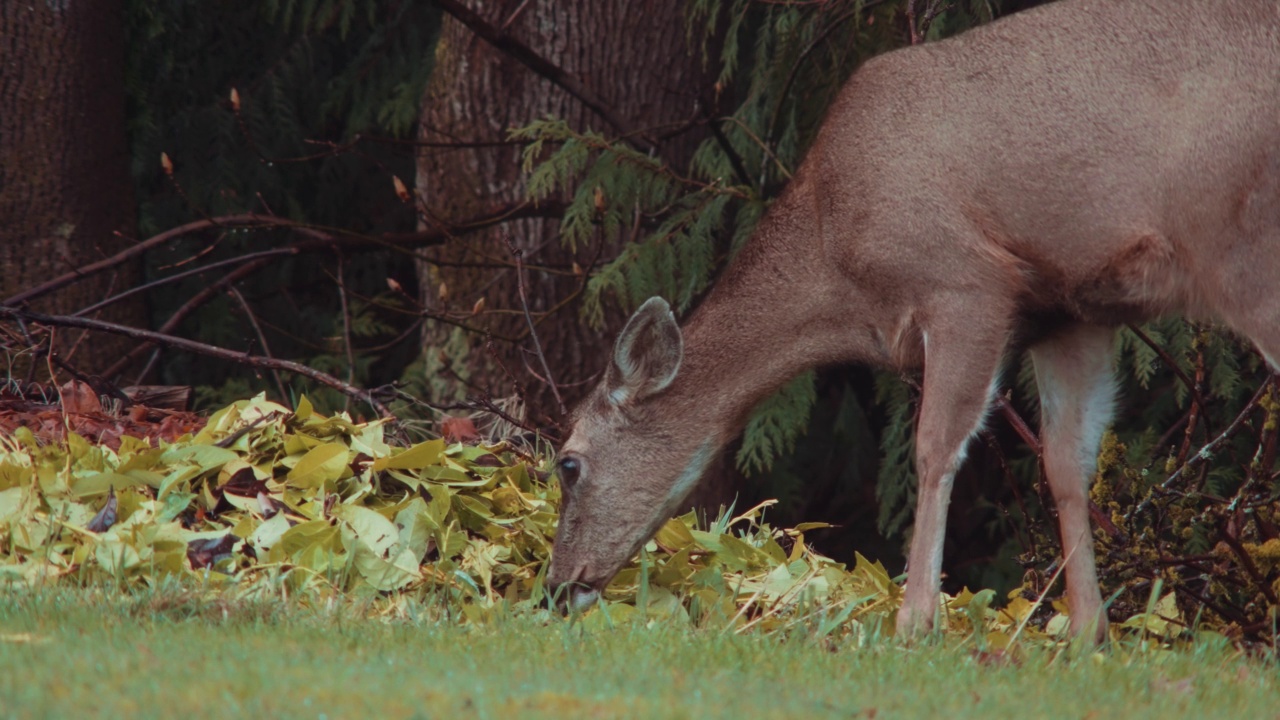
<box><xmin>546</xmin><ymin>297</ymin><xmax>720</xmax><ymax>611</ymax></box>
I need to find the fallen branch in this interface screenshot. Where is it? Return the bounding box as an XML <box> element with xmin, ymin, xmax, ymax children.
<box><xmin>0</xmin><ymin>306</ymin><xmax>392</xmax><ymax>418</ymax></box>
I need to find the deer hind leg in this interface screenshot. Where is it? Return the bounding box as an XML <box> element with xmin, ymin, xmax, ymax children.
<box><xmin>897</xmin><ymin>317</ymin><xmax>1010</xmax><ymax>639</ymax></box>
<box><xmin>1029</xmin><ymin>323</ymin><xmax>1117</xmax><ymax>643</ymax></box>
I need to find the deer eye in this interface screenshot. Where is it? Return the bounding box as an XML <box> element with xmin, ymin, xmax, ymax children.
<box><xmin>557</xmin><ymin>456</ymin><xmax>582</xmax><ymax>492</ymax></box>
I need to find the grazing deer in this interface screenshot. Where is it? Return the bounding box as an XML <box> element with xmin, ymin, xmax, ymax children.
<box><xmin>547</xmin><ymin>0</ymin><xmax>1280</xmax><ymax>641</ymax></box>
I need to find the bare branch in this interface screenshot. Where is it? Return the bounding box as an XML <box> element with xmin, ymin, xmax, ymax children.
<box><xmin>335</xmin><ymin>251</ymin><xmax>357</xmax><ymax>412</ymax></box>
<box><xmin>227</xmin><ymin>286</ymin><xmax>291</xmax><ymax>406</ymax></box>
<box><xmin>1125</xmin><ymin>323</ymin><xmax>1210</xmax><ymax>421</ymax></box>
<box><xmin>0</xmin><ymin>306</ymin><xmax>392</xmax><ymax>418</ymax></box>
<box><xmin>5</xmin><ymin>203</ymin><xmax>565</xmax><ymax>310</ymax></box>
<box><xmin>74</xmin><ymin>248</ymin><xmax>298</xmax><ymax>318</ymax></box>
<box><xmin>100</xmin><ymin>257</ymin><xmax>276</xmax><ymax>380</ymax></box>
<box><xmin>1128</xmin><ymin>378</ymin><xmax>1274</xmax><ymax>522</ymax></box>
<box><xmin>994</xmin><ymin>394</ymin><xmax>1041</xmax><ymax>455</ymax></box>
<box><xmin>504</xmin><ymin>236</ymin><xmax>565</xmax><ymax>415</ymax></box>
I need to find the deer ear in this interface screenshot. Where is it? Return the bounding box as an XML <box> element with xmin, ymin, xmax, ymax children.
<box><xmin>606</xmin><ymin>297</ymin><xmax>683</xmax><ymax>406</ymax></box>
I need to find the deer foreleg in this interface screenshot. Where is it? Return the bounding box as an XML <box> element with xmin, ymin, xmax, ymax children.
<box><xmin>897</xmin><ymin>319</ymin><xmax>1009</xmax><ymax>639</ymax></box>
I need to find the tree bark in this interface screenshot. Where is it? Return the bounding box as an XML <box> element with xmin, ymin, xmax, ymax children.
<box><xmin>0</xmin><ymin>0</ymin><xmax>141</xmax><ymax>373</ymax></box>
<box><xmin>415</xmin><ymin>0</ymin><xmax>714</xmax><ymax>423</ymax></box>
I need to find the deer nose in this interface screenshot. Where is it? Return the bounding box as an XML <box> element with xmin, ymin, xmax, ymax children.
<box><xmin>547</xmin><ymin>570</ymin><xmax>602</xmax><ymax>614</ymax></box>
<box><xmin>567</xmin><ymin>585</ymin><xmax>599</xmax><ymax>612</ymax></box>
<box><xmin>547</xmin><ymin>583</ymin><xmax>600</xmax><ymax>614</ymax></box>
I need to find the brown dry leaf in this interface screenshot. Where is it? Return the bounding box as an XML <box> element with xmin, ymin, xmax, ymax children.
<box><xmin>60</xmin><ymin>380</ymin><xmax>101</xmax><ymax>415</ymax></box>
<box><xmin>441</xmin><ymin>417</ymin><xmax>480</xmax><ymax>443</ymax></box>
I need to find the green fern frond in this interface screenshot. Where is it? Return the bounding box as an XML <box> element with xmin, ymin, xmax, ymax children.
<box><xmin>736</xmin><ymin>371</ymin><xmax>818</xmax><ymax>475</ymax></box>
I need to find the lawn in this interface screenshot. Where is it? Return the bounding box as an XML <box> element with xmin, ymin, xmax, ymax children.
<box><xmin>0</xmin><ymin>589</ymin><xmax>1274</xmax><ymax>720</ymax></box>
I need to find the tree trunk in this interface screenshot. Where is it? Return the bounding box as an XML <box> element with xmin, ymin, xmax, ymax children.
<box><xmin>415</xmin><ymin>0</ymin><xmax>714</xmax><ymax>425</ymax></box>
<box><xmin>0</xmin><ymin>0</ymin><xmax>141</xmax><ymax>374</ymax></box>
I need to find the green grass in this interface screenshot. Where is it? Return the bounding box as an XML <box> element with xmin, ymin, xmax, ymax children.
<box><xmin>0</xmin><ymin>589</ymin><xmax>1275</xmax><ymax>720</ymax></box>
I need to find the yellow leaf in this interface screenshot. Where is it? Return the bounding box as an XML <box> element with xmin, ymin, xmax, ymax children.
<box><xmin>294</xmin><ymin>395</ymin><xmax>314</xmax><ymax>421</ymax></box>
<box><xmin>248</xmin><ymin>513</ymin><xmax>291</xmax><ymax>554</ymax></box>
<box><xmin>1045</xmin><ymin>613</ymin><xmax>1071</xmax><ymax>637</ymax></box>
<box><xmin>70</xmin><ymin>472</ymin><xmax>136</xmax><ymax>499</ymax></box>
<box><xmin>287</xmin><ymin>443</ymin><xmax>349</xmax><ymax>489</ymax></box>
<box><xmin>654</xmin><ymin>519</ymin><xmax>695</xmax><ymax>551</ymax></box>
<box><xmin>372</xmin><ymin>439</ymin><xmax>444</xmax><ymax>471</ymax></box>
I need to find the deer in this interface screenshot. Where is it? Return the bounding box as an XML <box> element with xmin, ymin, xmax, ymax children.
<box><xmin>546</xmin><ymin>0</ymin><xmax>1280</xmax><ymax>642</ymax></box>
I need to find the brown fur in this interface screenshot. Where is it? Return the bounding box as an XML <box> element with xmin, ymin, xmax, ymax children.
<box><xmin>548</xmin><ymin>0</ymin><xmax>1280</xmax><ymax>642</ymax></box>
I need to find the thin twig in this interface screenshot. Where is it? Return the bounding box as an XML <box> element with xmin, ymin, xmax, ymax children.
<box><xmin>5</xmin><ymin>204</ymin><xmax>565</xmax><ymax>309</ymax></box>
<box><xmin>386</xmin><ymin>388</ymin><xmax>554</xmax><ymax>442</ymax></box>
<box><xmin>980</xmin><ymin>430</ymin><xmax>1035</xmax><ymax>557</ymax></box>
<box><xmin>1125</xmin><ymin>323</ymin><xmax>1209</xmax><ymax>419</ymax></box>
<box><xmin>5</xmin><ymin>215</ymin><xmax>311</xmax><ymax>307</ymax></box>
<box><xmin>0</xmin><ymin>306</ymin><xmax>391</xmax><ymax>418</ymax></box>
<box><xmin>335</xmin><ymin>251</ymin><xmax>357</xmax><ymax>412</ymax></box>
<box><xmin>1175</xmin><ymin>343</ymin><xmax>1208</xmax><ymax>466</ymax></box>
<box><xmin>767</xmin><ymin>1</ymin><xmax>884</xmax><ymax>144</ymax></box>
<box><xmin>227</xmin><ymin>287</ymin><xmax>291</xmax><ymax>406</ymax></box>
<box><xmin>707</xmin><ymin>116</ymin><xmax>754</xmax><ymax>188</ymax></box>
<box><xmin>74</xmin><ymin>248</ymin><xmax>297</xmax><ymax>317</ymax></box>
<box><xmin>995</xmin><ymin>394</ymin><xmax>1041</xmax><ymax>455</ymax></box>
<box><xmin>722</xmin><ymin>116</ymin><xmax>792</xmax><ymax>181</ymax></box>
<box><xmin>504</xmin><ymin>236</ymin><xmax>565</xmax><ymax>415</ymax></box>
<box><xmin>1128</xmin><ymin>379</ymin><xmax>1272</xmax><ymax>522</ymax></box>
<box><xmin>1218</xmin><ymin>517</ymin><xmax>1280</xmax><ymax>606</ymax></box>
<box><xmin>362</xmin><ymin>318</ymin><xmax>425</xmax><ymax>355</ymax></box>
<box><xmin>63</xmin><ymin>270</ymin><xmax>123</xmax><ymax>364</ymax></box>
<box><xmin>101</xmin><ymin>257</ymin><xmax>276</xmax><ymax>380</ymax></box>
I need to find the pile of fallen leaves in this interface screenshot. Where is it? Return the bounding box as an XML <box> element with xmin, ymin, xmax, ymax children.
<box><xmin>0</xmin><ymin>394</ymin><xmax>1192</xmax><ymax>647</ymax></box>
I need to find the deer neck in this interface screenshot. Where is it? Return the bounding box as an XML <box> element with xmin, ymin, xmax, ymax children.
<box><xmin>657</xmin><ymin>249</ymin><xmax>883</xmax><ymax>444</ymax></box>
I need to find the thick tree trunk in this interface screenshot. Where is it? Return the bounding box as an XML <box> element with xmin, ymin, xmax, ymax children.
<box><xmin>0</xmin><ymin>0</ymin><xmax>141</xmax><ymax>373</ymax></box>
<box><xmin>415</xmin><ymin>0</ymin><xmax>713</xmax><ymax>423</ymax></box>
